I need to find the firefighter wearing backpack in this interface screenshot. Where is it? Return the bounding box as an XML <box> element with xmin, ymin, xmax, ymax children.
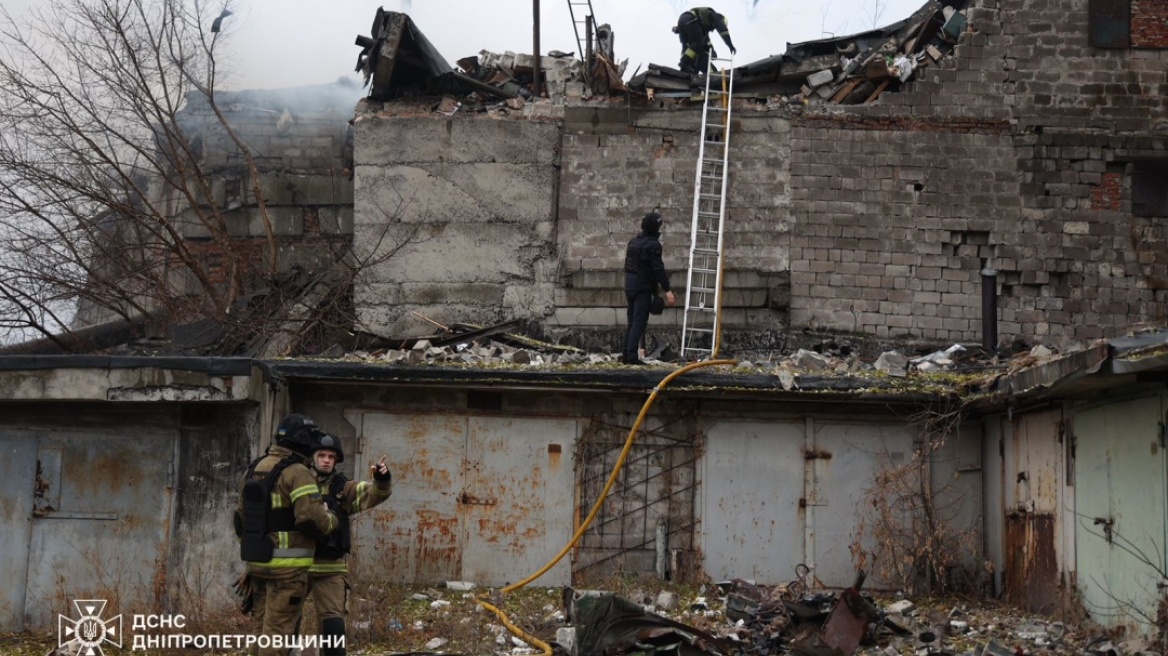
<box><xmin>306</xmin><ymin>433</ymin><xmax>393</xmax><ymax>656</ymax></box>
<box><xmin>236</xmin><ymin>413</ymin><xmax>338</xmax><ymax>656</ymax></box>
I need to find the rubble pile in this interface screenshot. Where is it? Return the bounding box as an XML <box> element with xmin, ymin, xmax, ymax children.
<box><xmin>353</xmin><ymin>576</ymin><xmax>1146</xmax><ymax>656</ymax></box>
<box><xmin>630</xmin><ymin>1</ymin><xmax>974</xmax><ymax>107</ymax></box>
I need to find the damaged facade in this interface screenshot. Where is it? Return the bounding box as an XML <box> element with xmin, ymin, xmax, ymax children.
<box><xmin>355</xmin><ymin>1</ymin><xmax>1168</xmax><ymax>350</ymax></box>
<box><xmin>5</xmin><ymin>0</ymin><xmax>1168</xmax><ymax>644</ymax></box>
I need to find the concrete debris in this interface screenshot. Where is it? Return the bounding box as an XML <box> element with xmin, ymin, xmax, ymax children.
<box><xmin>885</xmin><ymin>599</ymin><xmax>915</xmax><ymax>615</ymax></box>
<box><xmin>875</xmin><ymin>351</ymin><xmax>909</xmax><ymax>377</ymax></box>
<box><xmin>793</xmin><ymin>348</ymin><xmax>833</xmax><ymax>371</ymax></box>
<box><xmin>548</xmin><ymin>574</ymin><xmax>1120</xmax><ymax>656</ymax></box>
<box><xmin>910</xmin><ymin>343</ymin><xmax>968</xmax><ymax>372</ymax></box>
<box><xmin>354</xmin><ymin>9</ymin><xmax>627</xmax><ymax>105</ymax></box>
<box><xmin>629</xmin><ymin>1</ymin><xmax>971</xmax><ymax>106</ymax></box>
<box><xmin>446</xmin><ymin>580</ymin><xmax>476</xmax><ymax>591</ymax></box>
<box><xmin>424</xmin><ymin>637</ymin><xmax>448</xmax><ymax>649</ymax></box>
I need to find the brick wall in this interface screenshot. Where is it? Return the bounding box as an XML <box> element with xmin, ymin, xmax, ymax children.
<box><xmin>1132</xmin><ymin>0</ymin><xmax>1168</xmax><ymax>47</ymax></box>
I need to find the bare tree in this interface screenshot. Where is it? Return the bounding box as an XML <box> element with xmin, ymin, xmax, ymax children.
<box><xmin>851</xmin><ymin>397</ymin><xmax>982</xmax><ymax>595</ymax></box>
<box><xmin>0</xmin><ymin>0</ymin><xmax>402</xmax><ymax>354</ymax></box>
<box><xmin>860</xmin><ymin>0</ymin><xmax>888</xmax><ymax>30</ymax></box>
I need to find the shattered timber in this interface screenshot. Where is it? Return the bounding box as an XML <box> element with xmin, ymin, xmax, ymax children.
<box><xmin>6</xmin><ymin>0</ymin><xmax>1168</xmax><ymax>653</ymax></box>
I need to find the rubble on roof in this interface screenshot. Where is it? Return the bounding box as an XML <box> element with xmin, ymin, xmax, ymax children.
<box><xmin>629</xmin><ymin>1</ymin><xmax>973</xmax><ymax>106</ymax></box>
<box><xmin>355</xmin><ymin>9</ymin><xmax>626</xmax><ymax>104</ymax></box>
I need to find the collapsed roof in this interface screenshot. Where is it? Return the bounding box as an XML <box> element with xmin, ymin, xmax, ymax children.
<box><xmin>630</xmin><ymin>0</ymin><xmax>973</xmax><ymax>102</ymax></box>
<box><xmin>351</xmin><ymin>1</ymin><xmax>974</xmax><ymax>107</ymax></box>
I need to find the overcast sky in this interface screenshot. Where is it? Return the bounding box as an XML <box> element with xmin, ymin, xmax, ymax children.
<box><xmin>0</xmin><ymin>0</ymin><xmax>927</xmax><ymax>89</ymax></box>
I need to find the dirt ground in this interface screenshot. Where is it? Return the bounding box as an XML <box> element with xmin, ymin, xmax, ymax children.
<box><xmin>2</xmin><ymin>574</ymin><xmax>1159</xmax><ymax>656</ymax></box>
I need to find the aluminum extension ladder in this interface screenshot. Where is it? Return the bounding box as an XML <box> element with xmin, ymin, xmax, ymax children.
<box><xmin>566</xmin><ymin>0</ymin><xmax>598</xmax><ymax>62</ymax></box>
<box><xmin>681</xmin><ymin>55</ymin><xmax>734</xmax><ymax>361</ymax></box>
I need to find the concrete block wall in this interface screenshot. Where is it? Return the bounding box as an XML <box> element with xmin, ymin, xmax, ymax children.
<box><xmin>553</xmin><ymin>107</ymin><xmax>792</xmax><ymax>338</ymax></box>
<box><xmin>354</xmin><ymin>116</ymin><xmax>561</xmax><ymax>336</ymax></box>
<box><xmin>786</xmin><ymin>0</ymin><xmax>1168</xmax><ymax>344</ymax></box>
<box><xmin>788</xmin><ymin>118</ymin><xmax>1019</xmax><ymax>342</ymax></box>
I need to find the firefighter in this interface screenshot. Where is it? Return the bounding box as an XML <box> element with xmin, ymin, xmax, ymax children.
<box><xmin>306</xmin><ymin>432</ymin><xmax>393</xmax><ymax>656</ymax></box>
<box><xmin>672</xmin><ymin>7</ymin><xmax>737</xmax><ymax>75</ymax></box>
<box><xmin>236</xmin><ymin>413</ymin><xmax>338</xmax><ymax>656</ymax></box>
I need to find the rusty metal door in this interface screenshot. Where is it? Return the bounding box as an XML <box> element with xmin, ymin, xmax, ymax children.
<box><xmin>0</xmin><ymin>432</ymin><xmax>37</xmax><ymax>631</ymax></box>
<box><xmin>702</xmin><ymin>420</ymin><xmax>805</xmax><ymax>584</ymax></box>
<box><xmin>811</xmin><ymin>421</ymin><xmax>914</xmax><ymax>589</ymax></box>
<box><xmin>356</xmin><ymin>413</ymin><xmax>466</xmax><ymax>582</ymax></box>
<box><xmin>22</xmin><ymin>428</ymin><xmax>176</xmax><ymax>629</ymax></box>
<box><xmin>459</xmin><ymin>417</ymin><xmax>576</xmax><ymax>586</ymax></box>
<box><xmin>1073</xmin><ymin>396</ymin><xmax>1166</xmax><ymax>632</ymax></box>
<box><xmin>1004</xmin><ymin>409</ymin><xmax>1062</xmax><ymax>613</ymax></box>
<box><xmin>353</xmin><ymin>413</ymin><xmax>577</xmax><ymax>586</ymax></box>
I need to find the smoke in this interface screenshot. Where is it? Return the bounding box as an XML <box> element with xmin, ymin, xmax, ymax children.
<box><xmin>401</xmin><ymin>0</ymin><xmax>412</xmax><ymax>14</ymax></box>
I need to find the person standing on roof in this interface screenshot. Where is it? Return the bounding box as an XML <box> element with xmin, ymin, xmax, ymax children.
<box><xmin>306</xmin><ymin>432</ymin><xmax>393</xmax><ymax>656</ymax></box>
<box><xmin>673</xmin><ymin>7</ymin><xmax>737</xmax><ymax>75</ymax></box>
<box><xmin>622</xmin><ymin>210</ymin><xmax>676</xmax><ymax>365</ymax></box>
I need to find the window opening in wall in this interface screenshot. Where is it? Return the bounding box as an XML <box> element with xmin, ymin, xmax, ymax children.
<box><xmin>1131</xmin><ymin>160</ymin><xmax>1168</xmax><ymax>217</ymax></box>
<box><xmin>575</xmin><ymin>415</ymin><xmax>699</xmax><ymax>581</ymax></box>
<box><xmin>1089</xmin><ymin>0</ymin><xmax>1132</xmax><ymax>48</ymax></box>
<box><xmin>1090</xmin><ymin>0</ymin><xmax>1168</xmax><ymax>49</ymax></box>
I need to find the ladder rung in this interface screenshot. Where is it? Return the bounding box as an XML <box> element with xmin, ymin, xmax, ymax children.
<box><xmin>684</xmin><ymin>326</ymin><xmax>716</xmax><ymax>333</ymax></box>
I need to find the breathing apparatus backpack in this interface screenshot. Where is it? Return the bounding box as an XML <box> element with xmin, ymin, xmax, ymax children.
<box><xmin>237</xmin><ymin>455</ymin><xmax>300</xmax><ymax>563</ymax></box>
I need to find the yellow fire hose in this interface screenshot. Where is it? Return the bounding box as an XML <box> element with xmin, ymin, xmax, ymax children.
<box><xmin>476</xmin><ymin>359</ymin><xmax>738</xmax><ymax>656</ymax></box>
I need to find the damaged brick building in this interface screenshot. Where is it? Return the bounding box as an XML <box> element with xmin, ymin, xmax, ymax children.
<box><xmin>5</xmin><ymin>0</ymin><xmax>1168</xmax><ymax>643</ymax></box>
<box><xmin>355</xmin><ymin>1</ymin><xmax>1168</xmax><ymax>351</ymax></box>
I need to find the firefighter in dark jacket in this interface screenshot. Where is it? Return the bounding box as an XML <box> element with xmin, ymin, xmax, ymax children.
<box><xmin>672</xmin><ymin>7</ymin><xmax>737</xmax><ymax>74</ymax></box>
<box><xmin>623</xmin><ymin>211</ymin><xmax>676</xmax><ymax>365</ymax></box>
<box><xmin>306</xmin><ymin>433</ymin><xmax>393</xmax><ymax>656</ymax></box>
<box><xmin>236</xmin><ymin>413</ymin><xmax>338</xmax><ymax>656</ymax></box>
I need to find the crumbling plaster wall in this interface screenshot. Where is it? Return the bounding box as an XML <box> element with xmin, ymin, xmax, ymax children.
<box><xmin>355</xmin><ymin>116</ymin><xmax>561</xmax><ymax>336</ymax></box>
<box><xmin>354</xmin><ymin>0</ymin><xmax>1168</xmax><ymax>346</ymax></box>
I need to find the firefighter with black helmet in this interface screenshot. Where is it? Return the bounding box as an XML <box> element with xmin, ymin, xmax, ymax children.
<box><xmin>306</xmin><ymin>431</ymin><xmax>393</xmax><ymax>656</ymax></box>
<box><xmin>672</xmin><ymin>7</ymin><xmax>736</xmax><ymax>75</ymax></box>
<box><xmin>235</xmin><ymin>413</ymin><xmax>338</xmax><ymax>656</ymax></box>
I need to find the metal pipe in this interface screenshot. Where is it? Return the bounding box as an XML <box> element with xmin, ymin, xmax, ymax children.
<box><xmin>586</xmin><ymin>14</ymin><xmax>594</xmax><ymax>68</ymax></box>
<box><xmin>655</xmin><ymin>522</ymin><xmax>667</xmax><ymax>579</ymax></box>
<box><xmin>981</xmin><ymin>268</ymin><xmax>998</xmax><ymax>351</ymax></box>
<box><xmin>532</xmin><ymin>0</ymin><xmax>542</xmax><ymax>98</ymax></box>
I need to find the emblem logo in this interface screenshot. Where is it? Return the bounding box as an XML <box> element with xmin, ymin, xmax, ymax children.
<box><xmin>58</xmin><ymin>599</ymin><xmax>122</xmax><ymax>656</ymax></box>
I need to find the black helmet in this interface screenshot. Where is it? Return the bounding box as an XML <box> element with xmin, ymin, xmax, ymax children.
<box><xmin>311</xmin><ymin>432</ymin><xmax>345</xmax><ymax>464</ymax></box>
<box><xmin>275</xmin><ymin>413</ymin><xmax>321</xmax><ymax>456</ymax></box>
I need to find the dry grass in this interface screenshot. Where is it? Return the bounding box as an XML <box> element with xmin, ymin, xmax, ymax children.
<box><xmin>345</xmin><ymin>572</ymin><xmax>708</xmax><ymax>655</ymax></box>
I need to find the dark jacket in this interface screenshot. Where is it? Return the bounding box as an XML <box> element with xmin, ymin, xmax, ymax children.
<box><xmin>684</xmin><ymin>7</ymin><xmax>733</xmax><ymax>47</ymax></box>
<box><xmin>624</xmin><ymin>232</ymin><xmax>671</xmax><ymax>293</ymax></box>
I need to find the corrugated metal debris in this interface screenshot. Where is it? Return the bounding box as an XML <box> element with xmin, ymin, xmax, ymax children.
<box><xmin>355</xmin><ymin>9</ymin><xmax>626</xmax><ymax>103</ymax></box>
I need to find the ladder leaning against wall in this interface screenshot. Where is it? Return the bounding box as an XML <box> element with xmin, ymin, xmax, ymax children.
<box><xmin>681</xmin><ymin>55</ymin><xmax>735</xmax><ymax>361</ymax></box>
<box><xmin>566</xmin><ymin>0</ymin><xmax>598</xmax><ymax>63</ymax></box>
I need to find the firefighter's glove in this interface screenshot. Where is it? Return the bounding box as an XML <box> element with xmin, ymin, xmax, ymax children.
<box><xmin>232</xmin><ymin>572</ymin><xmax>254</xmax><ymax>615</ymax></box>
<box><xmin>374</xmin><ymin>465</ymin><xmax>391</xmax><ymax>484</ymax></box>
<box><xmin>371</xmin><ymin>456</ymin><xmax>392</xmax><ymax>484</ymax></box>
<box><xmin>729</xmin><ymin>44</ymin><xmax>737</xmax><ymax>55</ymax></box>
